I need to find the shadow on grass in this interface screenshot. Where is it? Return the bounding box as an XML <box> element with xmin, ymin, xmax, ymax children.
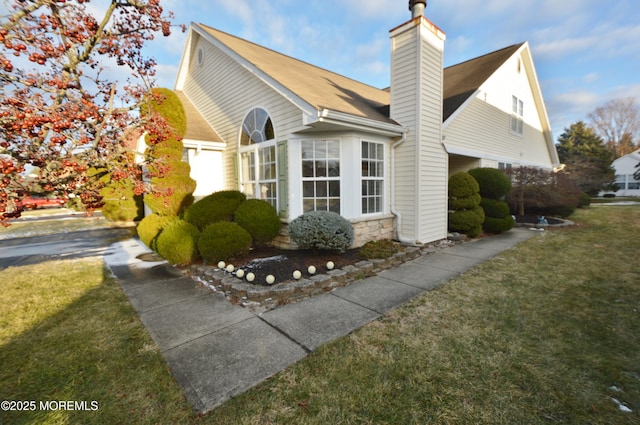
<box><xmin>0</xmin><ymin>260</ymin><xmax>191</xmax><ymax>425</ymax></box>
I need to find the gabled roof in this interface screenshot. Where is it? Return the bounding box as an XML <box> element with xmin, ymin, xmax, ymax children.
<box><xmin>197</xmin><ymin>24</ymin><xmax>395</xmax><ymax>125</ymax></box>
<box><xmin>181</xmin><ymin>24</ymin><xmax>533</xmax><ymax>131</ymax></box>
<box><xmin>174</xmin><ymin>90</ymin><xmax>224</xmax><ymax>143</ymax></box>
<box><xmin>442</xmin><ymin>43</ymin><xmax>524</xmax><ymax>121</ymax></box>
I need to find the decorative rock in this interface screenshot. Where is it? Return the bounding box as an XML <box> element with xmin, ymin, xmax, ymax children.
<box><xmin>236</xmin><ymin>269</ymin><xmax>245</xmax><ymax>278</ymax></box>
<box><xmin>326</xmin><ymin>261</ymin><xmax>334</xmax><ymax>270</ymax></box>
<box><xmin>217</xmin><ymin>261</ymin><xmax>226</xmax><ymax>269</ymax></box>
<box><xmin>226</xmin><ymin>264</ymin><xmax>235</xmax><ymax>273</ymax></box>
<box><xmin>246</xmin><ymin>272</ymin><xmax>255</xmax><ymax>282</ymax></box>
<box><xmin>266</xmin><ymin>274</ymin><xmax>275</xmax><ymax>284</ymax></box>
<box><xmin>308</xmin><ymin>265</ymin><xmax>316</xmax><ymax>275</ymax></box>
<box><xmin>292</xmin><ymin>270</ymin><xmax>302</xmax><ymax>280</ymax></box>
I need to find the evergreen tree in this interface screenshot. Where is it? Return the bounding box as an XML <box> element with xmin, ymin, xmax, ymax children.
<box><xmin>557</xmin><ymin>121</ymin><xmax>615</xmax><ymax>195</ymax></box>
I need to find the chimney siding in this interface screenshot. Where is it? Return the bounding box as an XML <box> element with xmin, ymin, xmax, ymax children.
<box><xmin>390</xmin><ymin>17</ymin><xmax>447</xmax><ymax>244</ymax></box>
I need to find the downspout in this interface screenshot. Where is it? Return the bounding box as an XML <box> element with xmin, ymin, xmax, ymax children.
<box><xmin>390</xmin><ymin>132</ymin><xmax>417</xmax><ymax>245</ymax></box>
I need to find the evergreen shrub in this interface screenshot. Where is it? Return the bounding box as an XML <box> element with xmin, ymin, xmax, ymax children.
<box><xmin>197</xmin><ymin>222</ymin><xmax>252</xmax><ymax>263</ymax></box>
<box><xmin>448</xmin><ymin>172</ymin><xmax>484</xmax><ymax>238</ymax></box>
<box><xmin>155</xmin><ymin>218</ymin><xmax>201</xmax><ymax>265</ymax></box>
<box><xmin>136</xmin><ymin>213</ymin><xmax>174</xmax><ymax>249</ymax></box>
<box><xmin>183</xmin><ymin>190</ymin><xmax>247</xmax><ymax>230</ymax></box>
<box><xmin>289</xmin><ymin>211</ymin><xmax>354</xmax><ymax>252</ymax></box>
<box><xmin>143</xmin><ymin>175</ymin><xmax>196</xmax><ymax>216</ymax></box>
<box><xmin>480</xmin><ymin>198</ymin><xmax>510</xmax><ymax>218</ymax></box>
<box><xmin>483</xmin><ymin>215</ymin><xmax>516</xmax><ymax>234</ymax></box>
<box><xmin>468</xmin><ymin>167</ymin><xmax>512</xmax><ymax>199</ymax></box>
<box><xmin>100</xmin><ymin>178</ymin><xmax>143</xmax><ymax>222</ymax></box>
<box><xmin>578</xmin><ymin>192</ymin><xmax>591</xmax><ymax>208</ymax></box>
<box><xmin>234</xmin><ymin>199</ymin><xmax>281</xmax><ymax>245</ymax></box>
<box><xmin>448</xmin><ymin>207</ymin><xmax>485</xmax><ymax>238</ymax></box>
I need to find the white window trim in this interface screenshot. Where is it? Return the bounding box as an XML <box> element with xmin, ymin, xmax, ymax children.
<box><xmin>510</xmin><ymin>95</ymin><xmax>524</xmax><ymax>136</ymax></box>
<box><xmin>361</xmin><ymin>140</ymin><xmax>385</xmax><ymax>215</ymax></box>
<box><xmin>301</xmin><ymin>139</ymin><xmax>341</xmax><ymax>214</ymax></box>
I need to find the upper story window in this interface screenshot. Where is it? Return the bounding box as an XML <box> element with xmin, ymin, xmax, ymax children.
<box><xmin>511</xmin><ymin>95</ymin><xmax>524</xmax><ymax>136</ymax></box>
<box><xmin>361</xmin><ymin>141</ymin><xmax>384</xmax><ymax>214</ymax></box>
<box><xmin>239</xmin><ymin>108</ymin><xmax>277</xmax><ymax>208</ymax></box>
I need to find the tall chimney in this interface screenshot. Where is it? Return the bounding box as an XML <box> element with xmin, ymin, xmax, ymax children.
<box><xmin>409</xmin><ymin>0</ymin><xmax>426</xmax><ymax>18</ymax></box>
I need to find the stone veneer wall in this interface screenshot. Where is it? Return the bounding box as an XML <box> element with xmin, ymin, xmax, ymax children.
<box><xmin>270</xmin><ymin>214</ymin><xmax>396</xmax><ymax>250</ymax></box>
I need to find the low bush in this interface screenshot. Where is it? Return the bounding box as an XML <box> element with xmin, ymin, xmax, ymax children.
<box><xmin>144</xmin><ymin>175</ymin><xmax>196</xmax><ymax>216</ymax></box>
<box><xmin>197</xmin><ymin>221</ymin><xmax>252</xmax><ymax>263</ymax></box>
<box><xmin>359</xmin><ymin>239</ymin><xmax>399</xmax><ymax>259</ymax></box>
<box><xmin>234</xmin><ymin>199</ymin><xmax>281</xmax><ymax>245</ymax></box>
<box><xmin>289</xmin><ymin>211</ymin><xmax>354</xmax><ymax>252</ymax></box>
<box><xmin>155</xmin><ymin>218</ymin><xmax>201</xmax><ymax>265</ymax></box>
<box><xmin>184</xmin><ymin>190</ymin><xmax>247</xmax><ymax>230</ymax></box>
<box><xmin>468</xmin><ymin>167</ymin><xmax>511</xmax><ymax>199</ymax></box>
<box><xmin>603</xmin><ymin>193</ymin><xmax>616</xmax><ymax>198</ymax></box>
<box><xmin>136</xmin><ymin>213</ymin><xmax>174</xmax><ymax>249</ymax></box>
<box><xmin>480</xmin><ymin>198</ymin><xmax>510</xmax><ymax>218</ymax></box>
<box><xmin>483</xmin><ymin>215</ymin><xmax>515</xmax><ymax>234</ymax></box>
<box><xmin>448</xmin><ymin>207</ymin><xmax>485</xmax><ymax>238</ymax></box>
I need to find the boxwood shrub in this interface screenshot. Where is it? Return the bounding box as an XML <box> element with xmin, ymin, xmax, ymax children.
<box><xmin>480</xmin><ymin>198</ymin><xmax>510</xmax><ymax>218</ymax></box>
<box><xmin>448</xmin><ymin>172</ymin><xmax>481</xmax><ymax>199</ymax></box>
<box><xmin>184</xmin><ymin>190</ymin><xmax>247</xmax><ymax>230</ymax></box>
<box><xmin>136</xmin><ymin>213</ymin><xmax>174</xmax><ymax>250</ymax></box>
<box><xmin>197</xmin><ymin>221</ymin><xmax>252</xmax><ymax>263</ymax></box>
<box><xmin>483</xmin><ymin>215</ymin><xmax>516</xmax><ymax>234</ymax></box>
<box><xmin>448</xmin><ymin>207</ymin><xmax>485</xmax><ymax>238</ymax></box>
<box><xmin>234</xmin><ymin>199</ymin><xmax>281</xmax><ymax>245</ymax></box>
<box><xmin>468</xmin><ymin>167</ymin><xmax>511</xmax><ymax>199</ymax></box>
<box><xmin>289</xmin><ymin>211</ymin><xmax>354</xmax><ymax>252</ymax></box>
<box><xmin>155</xmin><ymin>218</ymin><xmax>201</xmax><ymax>265</ymax></box>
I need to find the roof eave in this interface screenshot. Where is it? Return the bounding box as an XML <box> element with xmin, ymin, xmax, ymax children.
<box><xmin>315</xmin><ymin>109</ymin><xmax>406</xmax><ymax>137</ymax></box>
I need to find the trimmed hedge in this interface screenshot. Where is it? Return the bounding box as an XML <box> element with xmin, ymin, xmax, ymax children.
<box><xmin>449</xmin><ymin>193</ymin><xmax>482</xmax><ymax>210</ymax></box>
<box><xmin>234</xmin><ymin>199</ymin><xmax>281</xmax><ymax>245</ymax></box>
<box><xmin>468</xmin><ymin>167</ymin><xmax>511</xmax><ymax>199</ymax></box>
<box><xmin>143</xmin><ymin>175</ymin><xmax>196</xmax><ymax>217</ymax></box>
<box><xmin>197</xmin><ymin>221</ymin><xmax>252</xmax><ymax>263</ymax></box>
<box><xmin>448</xmin><ymin>172</ymin><xmax>480</xmax><ymax>199</ymax></box>
<box><xmin>289</xmin><ymin>211</ymin><xmax>354</xmax><ymax>252</ymax></box>
<box><xmin>155</xmin><ymin>218</ymin><xmax>201</xmax><ymax>265</ymax></box>
<box><xmin>483</xmin><ymin>215</ymin><xmax>516</xmax><ymax>234</ymax></box>
<box><xmin>480</xmin><ymin>198</ymin><xmax>510</xmax><ymax>218</ymax></box>
<box><xmin>136</xmin><ymin>213</ymin><xmax>174</xmax><ymax>249</ymax></box>
<box><xmin>359</xmin><ymin>239</ymin><xmax>399</xmax><ymax>259</ymax></box>
<box><xmin>448</xmin><ymin>207</ymin><xmax>485</xmax><ymax>238</ymax></box>
<box><xmin>183</xmin><ymin>190</ymin><xmax>247</xmax><ymax>230</ymax></box>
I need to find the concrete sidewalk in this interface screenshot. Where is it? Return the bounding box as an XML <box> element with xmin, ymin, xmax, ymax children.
<box><xmin>104</xmin><ymin>228</ymin><xmax>537</xmax><ymax>413</ymax></box>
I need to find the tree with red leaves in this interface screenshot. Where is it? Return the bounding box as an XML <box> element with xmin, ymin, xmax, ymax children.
<box><xmin>0</xmin><ymin>0</ymin><xmax>184</xmax><ymax>225</ymax></box>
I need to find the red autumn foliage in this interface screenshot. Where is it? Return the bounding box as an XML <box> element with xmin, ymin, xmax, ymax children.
<box><xmin>0</xmin><ymin>0</ymin><xmax>185</xmax><ymax>225</ymax></box>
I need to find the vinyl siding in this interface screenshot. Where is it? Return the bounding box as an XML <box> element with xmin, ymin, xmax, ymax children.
<box><xmin>181</xmin><ymin>36</ymin><xmax>303</xmax><ymax>190</ymax></box>
<box><xmin>444</xmin><ymin>53</ymin><xmax>554</xmax><ymax>169</ymax></box>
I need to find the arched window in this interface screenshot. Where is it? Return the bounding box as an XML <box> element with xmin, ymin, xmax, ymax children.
<box><xmin>239</xmin><ymin>108</ymin><xmax>277</xmax><ymax>208</ymax></box>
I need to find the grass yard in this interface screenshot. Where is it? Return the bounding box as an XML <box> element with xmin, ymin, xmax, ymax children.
<box><xmin>1</xmin><ymin>206</ymin><xmax>639</xmax><ymax>424</ymax></box>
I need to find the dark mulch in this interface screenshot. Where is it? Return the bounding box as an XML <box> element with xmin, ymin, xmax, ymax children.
<box><xmin>515</xmin><ymin>215</ymin><xmax>564</xmax><ymax>225</ymax></box>
<box><xmin>216</xmin><ymin>246</ymin><xmax>366</xmax><ymax>286</ymax></box>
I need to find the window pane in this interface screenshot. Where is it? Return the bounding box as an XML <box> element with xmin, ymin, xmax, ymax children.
<box><xmin>316</xmin><ymin>181</ymin><xmax>327</xmax><ymax>197</ymax></box>
<box><xmin>302</xmin><ymin>160</ymin><xmax>314</xmax><ymax>177</ymax></box>
<box><xmin>362</xmin><ymin>142</ymin><xmax>369</xmax><ymax>158</ymax></box>
<box><xmin>329</xmin><ymin>180</ymin><xmax>340</xmax><ymax>197</ymax></box>
<box><xmin>327</xmin><ymin>141</ymin><xmax>340</xmax><ymax>158</ymax></box>
<box><xmin>328</xmin><ymin>160</ymin><xmax>339</xmax><ymax>177</ymax></box>
<box><xmin>303</xmin><ymin>181</ymin><xmax>315</xmax><ymax>197</ymax></box>
<box><xmin>303</xmin><ymin>199</ymin><xmax>314</xmax><ymax>212</ymax></box>
<box><xmin>316</xmin><ymin>199</ymin><xmax>327</xmax><ymax>211</ymax></box>
<box><xmin>315</xmin><ymin>160</ymin><xmax>327</xmax><ymax>177</ymax></box>
<box><xmin>329</xmin><ymin>199</ymin><xmax>340</xmax><ymax>213</ymax></box>
<box><xmin>302</xmin><ymin>141</ymin><xmax>314</xmax><ymax>159</ymax></box>
<box><xmin>376</xmin><ymin>144</ymin><xmax>383</xmax><ymax>159</ymax></box>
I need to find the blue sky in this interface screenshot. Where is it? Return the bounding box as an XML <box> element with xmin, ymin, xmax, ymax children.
<box><xmin>143</xmin><ymin>0</ymin><xmax>639</xmax><ymax>141</ymax></box>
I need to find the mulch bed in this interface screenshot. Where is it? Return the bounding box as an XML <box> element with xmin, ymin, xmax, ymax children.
<box><xmin>206</xmin><ymin>246</ymin><xmax>366</xmax><ymax>285</ymax></box>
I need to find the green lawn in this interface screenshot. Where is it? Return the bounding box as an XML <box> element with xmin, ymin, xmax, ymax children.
<box><xmin>1</xmin><ymin>206</ymin><xmax>639</xmax><ymax>424</ymax></box>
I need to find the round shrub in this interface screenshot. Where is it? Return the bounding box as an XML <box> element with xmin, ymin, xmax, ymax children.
<box><xmin>100</xmin><ymin>179</ymin><xmax>143</xmax><ymax>222</ymax></box>
<box><xmin>136</xmin><ymin>213</ymin><xmax>174</xmax><ymax>249</ymax></box>
<box><xmin>448</xmin><ymin>207</ymin><xmax>485</xmax><ymax>238</ymax></box>
<box><xmin>468</xmin><ymin>168</ymin><xmax>511</xmax><ymax>199</ymax></box>
<box><xmin>449</xmin><ymin>192</ymin><xmax>481</xmax><ymax>210</ymax></box>
<box><xmin>448</xmin><ymin>172</ymin><xmax>480</xmax><ymax>199</ymax></box>
<box><xmin>155</xmin><ymin>218</ymin><xmax>201</xmax><ymax>265</ymax></box>
<box><xmin>578</xmin><ymin>192</ymin><xmax>591</xmax><ymax>208</ymax></box>
<box><xmin>289</xmin><ymin>211</ymin><xmax>354</xmax><ymax>252</ymax></box>
<box><xmin>483</xmin><ymin>216</ymin><xmax>515</xmax><ymax>234</ymax></box>
<box><xmin>197</xmin><ymin>222</ymin><xmax>252</xmax><ymax>263</ymax></box>
<box><xmin>480</xmin><ymin>198</ymin><xmax>510</xmax><ymax>218</ymax></box>
<box><xmin>234</xmin><ymin>199</ymin><xmax>281</xmax><ymax>245</ymax></box>
<box><xmin>184</xmin><ymin>190</ymin><xmax>247</xmax><ymax>230</ymax></box>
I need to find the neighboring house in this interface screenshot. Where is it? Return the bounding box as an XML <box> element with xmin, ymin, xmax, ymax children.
<box><xmin>171</xmin><ymin>1</ymin><xmax>560</xmax><ymax>247</ymax></box>
<box><xmin>603</xmin><ymin>148</ymin><xmax>640</xmax><ymax>197</ymax></box>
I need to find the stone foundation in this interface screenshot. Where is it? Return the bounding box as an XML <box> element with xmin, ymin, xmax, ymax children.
<box><xmin>270</xmin><ymin>214</ymin><xmax>396</xmax><ymax>250</ymax></box>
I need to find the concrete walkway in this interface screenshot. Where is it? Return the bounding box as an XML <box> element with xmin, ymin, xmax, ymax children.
<box><xmin>104</xmin><ymin>228</ymin><xmax>537</xmax><ymax>413</ymax></box>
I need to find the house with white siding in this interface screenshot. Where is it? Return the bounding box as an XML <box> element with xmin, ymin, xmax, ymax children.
<box><xmin>171</xmin><ymin>0</ymin><xmax>560</xmax><ymax>247</ymax></box>
<box><xmin>602</xmin><ymin>149</ymin><xmax>640</xmax><ymax>197</ymax></box>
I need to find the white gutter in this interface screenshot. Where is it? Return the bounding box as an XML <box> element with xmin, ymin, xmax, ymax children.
<box><xmin>317</xmin><ymin>109</ymin><xmax>405</xmax><ymax>137</ymax></box>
